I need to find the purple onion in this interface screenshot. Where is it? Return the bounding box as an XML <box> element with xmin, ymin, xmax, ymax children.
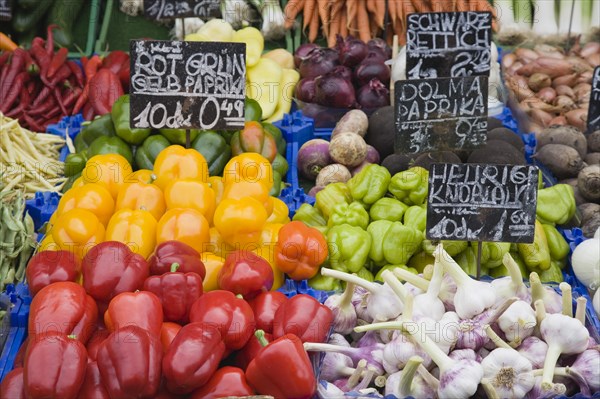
<box><xmin>357</xmin><ymin>78</ymin><xmax>390</xmax><ymax>109</ymax></box>
<box><xmin>362</xmin><ymin>50</ymin><xmax>388</xmax><ymax>65</ymax></box>
<box><xmin>354</xmin><ymin>60</ymin><xmax>391</xmax><ymax>87</ymax></box>
<box><xmin>297</xmin><ymin>138</ymin><xmax>331</xmax><ymax>180</ymax></box>
<box><xmin>314</xmin><ymin>72</ymin><xmax>357</xmax><ymax>108</ymax></box>
<box><xmin>294</xmin><ymin>43</ymin><xmax>320</xmax><ymax>68</ymax></box>
<box><xmin>299</xmin><ymin>48</ymin><xmax>339</xmax><ymax>79</ymax></box>
<box><xmin>365</xmin><ymin>145</ymin><xmax>380</xmax><ymax>164</ymax></box>
<box><xmin>337</xmin><ymin>35</ymin><xmax>368</xmax><ymax>68</ymax></box>
<box><xmin>295</xmin><ymin>78</ymin><xmax>317</xmax><ymax>103</ymax></box>
<box><xmin>367</xmin><ymin>38</ymin><xmax>392</xmax><ymax>59</ymax></box>
<box><xmin>331</xmin><ymin>65</ymin><xmax>353</xmax><ymax>82</ymax></box>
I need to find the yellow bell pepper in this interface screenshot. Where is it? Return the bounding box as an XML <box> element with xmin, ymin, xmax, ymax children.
<box><xmin>265</xmin><ymin>68</ymin><xmax>300</xmax><ymax>123</ymax></box>
<box><xmin>247</xmin><ymin>58</ymin><xmax>283</xmax><ymax>119</ymax></box>
<box><xmin>164</xmin><ymin>179</ymin><xmax>216</xmax><ymax>224</ymax></box>
<box><xmin>200</xmin><ymin>252</ymin><xmax>225</xmax><ymax>292</ymax></box>
<box><xmin>157</xmin><ymin>208</ymin><xmax>210</xmax><ymax>254</ymax></box>
<box><xmin>223</xmin><ymin>181</ymin><xmax>274</xmax><ymax>216</ymax></box>
<box><xmin>250</xmin><ymin>222</ymin><xmax>285</xmax><ymax>290</ymax></box>
<box><xmin>106</xmin><ymin>209</ymin><xmax>157</xmax><ymax>259</ymax></box>
<box><xmin>196</xmin><ymin>19</ymin><xmax>234</xmax><ymax>41</ymax></box>
<box><xmin>213</xmin><ymin>197</ymin><xmax>268</xmax><ymax>247</ymax></box>
<box><xmin>49</xmin><ymin>208</ymin><xmax>105</xmax><ymax>259</ymax></box>
<box><xmin>232</xmin><ymin>26</ymin><xmax>264</xmax><ymax>68</ymax></box>
<box><xmin>115</xmin><ymin>182</ymin><xmax>166</xmax><ymax>222</ymax></box>
<box><xmin>71</xmin><ymin>176</ymin><xmax>85</xmax><ymax>190</ymax></box>
<box><xmin>50</xmin><ymin>183</ymin><xmax>115</xmax><ymax>227</ymax></box>
<box><xmin>153</xmin><ymin>145</ymin><xmax>209</xmax><ymax>190</ymax></box>
<box><xmin>222</xmin><ymin>153</ymin><xmax>273</xmax><ymax>189</ymax></box>
<box><xmin>125</xmin><ymin>169</ymin><xmax>155</xmax><ymax>185</ymax></box>
<box><xmin>262</xmin><ymin>49</ymin><xmax>294</xmax><ymax>69</ymax></box>
<box><xmin>267</xmin><ymin>197</ymin><xmax>291</xmax><ymax>224</ymax></box>
<box><xmin>207</xmin><ymin>227</ymin><xmax>235</xmax><ymax>258</ymax></box>
<box><xmin>208</xmin><ymin>176</ymin><xmax>225</xmax><ymax>205</ymax></box>
<box><xmin>82</xmin><ymin>154</ymin><xmax>133</xmax><ymax>199</ymax></box>
<box><xmin>39</xmin><ymin>233</ymin><xmax>59</xmax><ymax>252</ymax></box>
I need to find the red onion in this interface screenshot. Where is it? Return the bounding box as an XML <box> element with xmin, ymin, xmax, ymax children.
<box><xmin>294</xmin><ymin>43</ymin><xmax>320</xmax><ymax>68</ymax></box>
<box><xmin>365</xmin><ymin>145</ymin><xmax>380</xmax><ymax>164</ymax></box>
<box><xmin>363</xmin><ymin>50</ymin><xmax>388</xmax><ymax>64</ymax></box>
<box><xmin>367</xmin><ymin>38</ymin><xmax>392</xmax><ymax>59</ymax></box>
<box><xmin>314</xmin><ymin>72</ymin><xmax>357</xmax><ymax>108</ymax></box>
<box><xmin>337</xmin><ymin>35</ymin><xmax>368</xmax><ymax>68</ymax></box>
<box><xmin>295</xmin><ymin>78</ymin><xmax>317</xmax><ymax>103</ymax></box>
<box><xmin>354</xmin><ymin>59</ymin><xmax>390</xmax><ymax>87</ymax></box>
<box><xmin>330</xmin><ymin>65</ymin><xmax>353</xmax><ymax>82</ymax></box>
<box><xmin>357</xmin><ymin>78</ymin><xmax>390</xmax><ymax>109</ymax></box>
<box><xmin>299</xmin><ymin>48</ymin><xmax>339</xmax><ymax>79</ymax></box>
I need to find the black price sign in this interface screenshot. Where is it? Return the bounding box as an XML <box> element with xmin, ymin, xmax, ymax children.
<box><xmin>426</xmin><ymin>163</ymin><xmax>538</xmax><ymax>243</ymax></box>
<box><xmin>143</xmin><ymin>0</ymin><xmax>220</xmax><ymax>20</ymax></box>
<box><xmin>0</xmin><ymin>0</ymin><xmax>11</xmax><ymax>21</ymax></box>
<box><xmin>130</xmin><ymin>40</ymin><xmax>246</xmax><ymax>131</ymax></box>
<box><xmin>587</xmin><ymin>66</ymin><xmax>600</xmax><ymax>133</ymax></box>
<box><xmin>406</xmin><ymin>11</ymin><xmax>492</xmax><ymax>79</ymax></box>
<box><xmin>394</xmin><ymin>75</ymin><xmax>488</xmax><ymax>153</ymax></box>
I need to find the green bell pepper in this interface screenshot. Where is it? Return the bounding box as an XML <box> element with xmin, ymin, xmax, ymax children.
<box><xmin>263</xmin><ymin>122</ymin><xmax>286</xmax><ymax>156</ymax></box>
<box><xmin>482</xmin><ymin>242</ymin><xmax>512</xmax><ymax>269</ymax></box>
<box><xmin>407</xmin><ymin>251</ymin><xmax>434</xmax><ymax>274</ymax></box>
<box><xmin>135</xmin><ymin>135</ymin><xmax>171</xmax><ymax>170</ymax></box>
<box><xmin>315</xmin><ymin>183</ymin><xmax>352</xmax><ymax>219</ymax></box>
<box><xmin>269</xmin><ymin>171</ymin><xmax>283</xmax><ymax>197</ymax></box>
<box><xmin>111</xmin><ymin>95</ymin><xmax>152</xmax><ymax>146</ymax></box>
<box><xmin>455</xmin><ymin>245</ymin><xmax>488</xmax><ymax>277</ymax></box>
<box><xmin>327</xmin><ymin>202</ymin><xmax>370</xmax><ymax>230</ymax></box>
<box><xmin>74</xmin><ymin>114</ymin><xmax>116</xmax><ymax>152</ymax></box>
<box><xmin>531</xmin><ymin>260</ymin><xmax>564</xmax><ymax>283</ymax></box>
<box><xmin>388</xmin><ymin>167</ymin><xmax>429</xmax><ymax>206</ymax></box>
<box><xmin>191</xmin><ymin>131</ymin><xmax>232</xmax><ymax>176</ymax></box>
<box><xmin>272</xmin><ymin>153</ymin><xmax>289</xmax><ymax>177</ymax></box>
<box><xmin>87</xmin><ymin>136</ymin><xmax>134</xmax><ymax>165</ymax></box>
<box><xmin>422</xmin><ymin>240</ymin><xmax>468</xmax><ymax>257</ymax></box>
<box><xmin>518</xmin><ymin>221</ymin><xmax>551</xmax><ymax>271</ymax></box>
<box><xmin>375</xmin><ymin>265</ymin><xmax>417</xmax><ymax>283</ymax></box>
<box><xmin>347</xmin><ymin>164</ymin><xmax>391</xmax><ymax>205</ymax></box>
<box><xmin>64</xmin><ymin>151</ymin><xmax>88</xmax><ymax>177</ymax></box>
<box><xmin>403</xmin><ymin>205</ymin><xmax>427</xmax><ymax>231</ymax></box>
<box><xmin>368</xmin><ymin>220</ymin><xmax>423</xmax><ymax>266</ymax></box>
<box><xmin>356</xmin><ymin>267</ymin><xmax>374</xmax><ymax>282</ymax></box>
<box><xmin>369</xmin><ymin>197</ymin><xmax>408</xmax><ymax>222</ymax></box>
<box><xmin>542</xmin><ymin>223</ymin><xmax>570</xmax><ymax>261</ymax></box>
<box><xmin>489</xmin><ymin>252</ymin><xmax>528</xmax><ymax>278</ymax></box>
<box><xmin>62</xmin><ymin>172</ymin><xmax>81</xmax><ymax>193</ymax></box>
<box><xmin>245</xmin><ymin>97</ymin><xmax>263</xmax><ymax>122</ymax></box>
<box><xmin>367</xmin><ymin>220</ymin><xmax>394</xmax><ymax>266</ymax></box>
<box><xmin>308</xmin><ymin>272</ymin><xmax>342</xmax><ymax>292</ymax></box>
<box><xmin>159</xmin><ymin>128</ymin><xmax>200</xmax><ymax>146</ymax></box>
<box><xmin>327</xmin><ymin>224</ymin><xmax>372</xmax><ymax>273</ymax></box>
<box><xmin>293</xmin><ymin>203</ymin><xmax>327</xmax><ymax>227</ymax></box>
<box><xmin>536</xmin><ymin>184</ymin><xmax>576</xmax><ymax>226</ymax></box>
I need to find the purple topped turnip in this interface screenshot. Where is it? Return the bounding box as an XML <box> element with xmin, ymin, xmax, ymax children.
<box><xmin>329</xmin><ymin>132</ymin><xmax>368</xmax><ymax>167</ymax></box>
<box><xmin>316</xmin><ymin>164</ymin><xmax>352</xmax><ymax>186</ymax></box>
<box><xmin>332</xmin><ymin>109</ymin><xmax>369</xmax><ymax>138</ymax></box>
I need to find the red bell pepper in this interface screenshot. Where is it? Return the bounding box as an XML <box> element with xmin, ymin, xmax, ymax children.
<box><xmin>88</xmin><ymin>69</ymin><xmax>123</xmax><ymax>115</ymax></box>
<box><xmin>82</xmin><ymin>241</ymin><xmax>149</xmax><ymax>309</ymax></box>
<box><xmin>160</xmin><ymin>322</ymin><xmax>182</xmax><ymax>355</ymax></box>
<box><xmin>234</xmin><ymin>331</ymin><xmax>272</xmax><ymax>370</ymax></box>
<box><xmin>97</xmin><ymin>325</ymin><xmax>162</xmax><ymax>399</ymax></box>
<box><xmin>104</xmin><ymin>291</ymin><xmax>163</xmax><ymax>337</ymax></box>
<box><xmin>25</xmin><ymin>250</ymin><xmax>80</xmax><ymax>296</ymax></box>
<box><xmin>24</xmin><ymin>333</ymin><xmax>87</xmax><ymax>399</ymax></box>
<box><xmin>29</xmin><ymin>281</ymin><xmax>98</xmax><ymax>344</ymax></box>
<box><xmin>189</xmin><ymin>366</ymin><xmax>255</xmax><ymax>398</ymax></box>
<box><xmin>148</xmin><ymin>241</ymin><xmax>206</xmax><ymax>278</ymax></box>
<box><xmin>248</xmin><ymin>291</ymin><xmax>288</xmax><ymax>334</ymax></box>
<box><xmin>189</xmin><ymin>290</ymin><xmax>255</xmax><ymax>350</ymax></box>
<box><xmin>13</xmin><ymin>337</ymin><xmax>28</xmax><ymax>368</ymax></box>
<box><xmin>86</xmin><ymin>329</ymin><xmax>110</xmax><ymax>362</ymax></box>
<box><xmin>142</xmin><ymin>263</ymin><xmax>203</xmax><ymax>324</ymax></box>
<box><xmin>162</xmin><ymin>323</ymin><xmax>226</xmax><ymax>394</ymax></box>
<box><xmin>272</xmin><ymin>293</ymin><xmax>333</xmax><ymax>343</ymax></box>
<box><xmin>77</xmin><ymin>362</ymin><xmax>109</xmax><ymax>399</ymax></box>
<box><xmin>218</xmin><ymin>250</ymin><xmax>274</xmax><ymax>299</ymax></box>
<box><xmin>0</xmin><ymin>367</ymin><xmax>25</xmax><ymax>399</ymax></box>
<box><xmin>245</xmin><ymin>331</ymin><xmax>316</xmax><ymax>398</ymax></box>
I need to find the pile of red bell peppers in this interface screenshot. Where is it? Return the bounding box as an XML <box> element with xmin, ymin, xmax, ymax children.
<box><xmin>0</xmin><ymin>25</ymin><xmax>129</xmax><ymax>131</ymax></box>
<box><xmin>0</xmin><ymin>241</ymin><xmax>334</xmax><ymax>398</ymax></box>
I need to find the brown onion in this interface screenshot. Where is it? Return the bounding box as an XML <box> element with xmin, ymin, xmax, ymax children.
<box><xmin>534</xmin><ymin>44</ymin><xmax>565</xmax><ymax>59</ymax></box>
<box><xmin>508</xmin><ymin>75</ymin><xmax>536</xmax><ymax>101</ymax></box>
<box><xmin>530</xmin><ymin>109</ymin><xmax>553</xmax><ymax>127</ymax></box>
<box><xmin>549</xmin><ymin>115</ymin><xmax>567</xmax><ymax>125</ymax></box>
<box><xmin>577</xmin><ymin>69</ymin><xmax>594</xmax><ymax>84</ymax></box>
<box><xmin>574</xmin><ymin>83</ymin><xmax>592</xmax><ymax>101</ymax></box>
<box><xmin>565</xmin><ymin>109</ymin><xmax>588</xmax><ymax>131</ymax></box>
<box><xmin>528</xmin><ymin>73</ymin><xmax>552</xmax><ymax>91</ymax></box>
<box><xmin>507</xmin><ymin>61</ymin><xmax>524</xmax><ymax>76</ymax></box>
<box><xmin>586</xmin><ymin>53</ymin><xmax>600</xmax><ymax>68</ymax></box>
<box><xmin>555</xmin><ymin>85</ymin><xmax>575</xmax><ymax>98</ymax></box>
<box><xmin>502</xmin><ymin>53</ymin><xmax>517</xmax><ymax>69</ymax></box>
<box><xmin>515</xmin><ymin>48</ymin><xmax>539</xmax><ymax>63</ymax></box>
<box><xmin>536</xmin><ymin>87</ymin><xmax>557</xmax><ymax>103</ymax></box>
<box><xmin>523</xmin><ymin>97</ymin><xmax>558</xmax><ymax>112</ymax></box>
<box><xmin>566</xmin><ymin>56</ymin><xmax>593</xmax><ymax>73</ymax></box>
<box><xmin>535</xmin><ymin>57</ymin><xmax>574</xmax><ymax>78</ymax></box>
<box><xmin>554</xmin><ymin>95</ymin><xmax>576</xmax><ymax>110</ymax></box>
<box><xmin>516</xmin><ymin>62</ymin><xmax>539</xmax><ymax>77</ymax></box>
<box><xmin>552</xmin><ymin>73</ymin><xmax>579</xmax><ymax>88</ymax></box>
<box><xmin>581</xmin><ymin>42</ymin><xmax>600</xmax><ymax>58</ymax></box>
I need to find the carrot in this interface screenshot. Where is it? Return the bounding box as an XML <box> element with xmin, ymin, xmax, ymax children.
<box><xmin>340</xmin><ymin>10</ymin><xmax>348</xmax><ymax>37</ymax></box>
<box><xmin>0</xmin><ymin>32</ymin><xmax>18</xmax><ymax>52</ymax></box>
<box><xmin>327</xmin><ymin>0</ymin><xmax>344</xmax><ymax>46</ymax></box>
<box><xmin>346</xmin><ymin>0</ymin><xmax>358</xmax><ymax>33</ymax></box>
<box><xmin>374</xmin><ymin>0</ymin><xmax>385</xmax><ymax>28</ymax></box>
<box><xmin>303</xmin><ymin>0</ymin><xmax>316</xmax><ymax>30</ymax></box>
<box><xmin>356</xmin><ymin>0</ymin><xmax>371</xmax><ymax>42</ymax></box>
<box><xmin>317</xmin><ymin>0</ymin><xmax>330</xmax><ymax>37</ymax></box>
<box><xmin>309</xmin><ymin>4</ymin><xmax>320</xmax><ymax>42</ymax></box>
<box><xmin>284</xmin><ymin>0</ymin><xmax>305</xmax><ymax>29</ymax></box>
<box><xmin>387</xmin><ymin>0</ymin><xmax>397</xmax><ymax>28</ymax></box>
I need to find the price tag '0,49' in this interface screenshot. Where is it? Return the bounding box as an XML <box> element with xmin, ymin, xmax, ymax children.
<box><xmin>129</xmin><ymin>39</ymin><xmax>246</xmax><ymax>131</ymax></box>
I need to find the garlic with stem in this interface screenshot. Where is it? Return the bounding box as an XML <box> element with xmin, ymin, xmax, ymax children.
<box><xmin>498</xmin><ymin>300</ymin><xmax>537</xmax><ymax>347</ymax></box>
<box><xmin>413</xmin><ymin>256</ymin><xmax>446</xmax><ymax>321</ymax></box>
<box><xmin>527</xmin><ymin>376</ymin><xmax>566</xmax><ymax>399</ymax></box>
<box><xmin>303</xmin><ymin>341</ymin><xmax>384</xmax><ymax>376</ymax></box>
<box><xmin>491</xmin><ymin>253</ymin><xmax>531</xmax><ymax>302</ymax></box>
<box><xmin>393</xmin><ymin>266</ymin><xmax>457</xmax><ymax>310</ymax></box>
<box><xmin>324</xmin><ymin>282</ymin><xmax>357</xmax><ymax>335</ymax></box>
<box><xmin>481</xmin><ymin>347</ymin><xmax>536</xmax><ymax>398</ymax></box>
<box><xmin>560</xmin><ymin>282</ymin><xmax>573</xmax><ymax>317</ymax></box>
<box><xmin>517</xmin><ymin>336</ymin><xmax>548</xmax><ymax>369</ymax></box>
<box><xmin>385</xmin><ymin>355</ymin><xmax>437</xmax><ymax>399</ymax></box>
<box><xmin>435</xmin><ymin>244</ymin><xmax>496</xmax><ymax>319</ymax></box>
<box><xmin>575</xmin><ymin>297</ymin><xmax>587</xmax><ymax>325</ymax></box>
<box><xmin>568</xmin><ymin>348</ymin><xmax>600</xmax><ymax>391</ymax></box>
<box><xmin>530</xmin><ymin>272</ymin><xmax>562</xmax><ymax>313</ymax></box>
<box><xmin>481</xmin><ymin>377</ymin><xmax>501</xmax><ymax>399</ymax></box>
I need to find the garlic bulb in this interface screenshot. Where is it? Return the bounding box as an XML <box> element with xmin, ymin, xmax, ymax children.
<box><xmin>498</xmin><ymin>300</ymin><xmax>537</xmax><ymax>346</ymax></box>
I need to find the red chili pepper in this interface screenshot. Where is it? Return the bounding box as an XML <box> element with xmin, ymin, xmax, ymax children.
<box><xmin>0</xmin><ymin>51</ymin><xmax>11</xmax><ymax>68</ymax></box>
<box><xmin>86</xmin><ymin>328</ymin><xmax>110</xmax><ymax>362</ymax></box>
<box><xmin>22</xmin><ymin>113</ymin><xmax>46</xmax><ymax>132</ymax></box>
<box><xmin>104</xmin><ymin>291</ymin><xmax>163</xmax><ymax>337</ymax></box>
<box><xmin>234</xmin><ymin>331</ymin><xmax>272</xmax><ymax>370</ymax></box>
<box><xmin>248</xmin><ymin>291</ymin><xmax>288</xmax><ymax>334</ymax></box>
<box><xmin>47</xmin><ymin>47</ymin><xmax>68</xmax><ymax>79</ymax></box>
<box><xmin>30</xmin><ymin>86</ymin><xmax>52</xmax><ymax>108</ymax></box>
<box><xmin>218</xmin><ymin>250</ymin><xmax>274</xmax><ymax>299</ymax></box>
<box><xmin>85</xmin><ymin>54</ymin><xmax>102</xmax><ymax>81</ymax></box>
<box><xmin>118</xmin><ymin>62</ymin><xmax>130</xmax><ymax>91</ymax></box>
<box><xmin>97</xmin><ymin>325</ymin><xmax>162</xmax><ymax>399</ymax></box>
<box><xmin>81</xmin><ymin>55</ymin><xmax>88</xmax><ymax>69</ymax></box>
<box><xmin>53</xmin><ymin>86</ymin><xmax>69</xmax><ymax>116</ymax></box>
<box><xmin>88</xmin><ymin>68</ymin><xmax>124</xmax><ymax>115</ymax></box>
<box><xmin>148</xmin><ymin>241</ymin><xmax>206</xmax><ymax>278</ymax></box>
<box><xmin>190</xmin><ymin>366</ymin><xmax>255</xmax><ymax>399</ymax></box>
<box><xmin>78</xmin><ymin>362</ymin><xmax>110</xmax><ymax>399</ymax></box>
<box><xmin>31</xmin><ymin>37</ymin><xmax>45</xmax><ymax>47</ymax></box>
<box><xmin>30</xmin><ymin>43</ymin><xmax>50</xmax><ymax>83</ymax></box>
<box><xmin>189</xmin><ymin>290</ymin><xmax>255</xmax><ymax>350</ymax></box>
<box><xmin>72</xmin><ymin>84</ymin><xmax>89</xmax><ymax>115</ymax></box>
<box><xmin>102</xmin><ymin>50</ymin><xmax>129</xmax><ymax>74</ymax></box>
<box><xmin>162</xmin><ymin>323</ymin><xmax>226</xmax><ymax>394</ymax></box>
<box><xmin>25</xmin><ymin>250</ymin><xmax>80</xmax><ymax>296</ymax></box>
<box><xmin>64</xmin><ymin>87</ymin><xmax>82</xmax><ymax>114</ymax></box>
<box><xmin>28</xmin><ymin>97</ymin><xmax>57</xmax><ymax>116</ymax></box>
<box><xmin>160</xmin><ymin>322</ymin><xmax>182</xmax><ymax>355</ymax></box>
<box><xmin>41</xmin><ymin>116</ymin><xmax>61</xmax><ymax>131</ymax></box>
<box><xmin>5</xmin><ymin>86</ymin><xmax>30</xmax><ymax>119</ymax></box>
<box><xmin>66</xmin><ymin>60</ymin><xmax>84</xmax><ymax>87</ymax></box>
<box><xmin>0</xmin><ymin>49</ymin><xmax>26</xmax><ymax>105</ymax></box>
<box><xmin>0</xmin><ymin>367</ymin><xmax>25</xmax><ymax>399</ymax></box>
<box><xmin>46</xmin><ymin>25</ymin><xmax>58</xmax><ymax>55</ymax></box>
<box><xmin>272</xmin><ymin>293</ymin><xmax>333</xmax><ymax>343</ymax></box>
<box><xmin>22</xmin><ymin>51</ymin><xmax>38</xmax><ymax>75</ymax></box>
<box><xmin>245</xmin><ymin>331</ymin><xmax>316</xmax><ymax>398</ymax></box>
<box><xmin>24</xmin><ymin>333</ymin><xmax>88</xmax><ymax>399</ymax></box>
<box><xmin>83</xmin><ymin>102</ymin><xmax>95</xmax><ymax>120</ymax></box>
<box><xmin>49</xmin><ymin>63</ymin><xmax>72</xmax><ymax>87</ymax></box>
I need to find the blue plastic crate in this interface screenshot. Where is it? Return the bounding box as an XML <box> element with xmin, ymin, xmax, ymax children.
<box><xmin>25</xmin><ymin>192</ymin><xmax>61</xmax><ymax>232</ymax></box>
<box><xmin>0</xmin><ymin>283</ymin><xmax>31</xmax><ymax>381</ymax></box>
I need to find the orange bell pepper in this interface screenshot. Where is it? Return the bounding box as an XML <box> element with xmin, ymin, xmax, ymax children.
<box><xmin>208</xmin><ymin>176</ymin><xmax>225</xmax><ymax>205</ymax></box>
<box><xmin>213</xmin><ymin>197</ymin><xmax>268</xmax><ymax>248</ymax></box>
<box><xmin>0</xmin><ymin>33</ymin><xmax>18</xmax><ymax>52</ymax></box>
<box><xmin>250</xmin><ymin>223</ymin><xmax>285</xmax><ymax>290</ymax></box>
<box><xmin>125</xmin><ymin>169</ymin><xmax>155</xmax><ymax>185</ymax></box>
<box><xmin>49</xmin><ymin>183</ymin><xmax>114</xmax><ymax>227</ymax></box>
<box><xmin>274</xmin><ymin>221</ymin><xmax>328</xmax><ymax>280</ymax></box>
<box><xmin>222</xmin><ymin>153</ymin><xmax>273</xmax><ymax>190</ymax></box>
<box><xmin>164</xmin><ymin>179</ymin><xmax>216</xmax><ymax>224</ymax></box>
<box><xmin>82</xmin><ymin>154</ymin><xmax>133</xmax><ymax>199</ymax></box>
<box><xmin>115</xmin><ymin>182</ymin><xmax>166</xmax><ymax>222</ymax></box>
<box><xmin>200</xmin><ymin>252</ymin><xmax>226</xmax><ymax>292</ymax></box>
<box><xmin>156</xmin><ymin>208</ymin><xmax>210</xmax><ymax>254</ymax></box>
<box><xmin>106</xmin><ymin>209</ymin><xmax>158</xmax><ymax>259</ymax></box>
<box><xmin>267</xmin><ymin>198</ymin><xmax>291</xmax><ymax>224</ymax></box>
<box><xmin>71</xmin><ymin>176</ymin><xmax>85</xmax><ymax>190</ymax></box>
<box><xmin>49</xmin><ymin>208</ymin><xmax>105</xmax><ymax>259</ymax></box>
<box><xmin>222</xmin><ymin>181</ymin><xmax>274</xmax><ymax>215</ymax></box>
<box><xmin>153</xmin><ymin>145</ymin><xmax>209</xmax><ymax>190</ymax></box>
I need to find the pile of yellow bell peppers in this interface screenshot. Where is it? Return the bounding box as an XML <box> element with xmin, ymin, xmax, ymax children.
<box><xmin>40</xmin><ymin>146</ymin><xmax>291</xmax><ymax>291</ymax></box>
<box><xmin>185</xmin><ymin>19</ymin><xmax>300</xmax><ymax>122</ymax></box>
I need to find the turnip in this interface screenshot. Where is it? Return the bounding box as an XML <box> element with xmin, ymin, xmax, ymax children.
<box><xmin>585</xmin><ymin>153</ymin><xmax>600</xmax><ymax>165</ymax></box>
<box><xmin>365</xmin><ymin>145</ymin><xmax>380</xmax><ymax>164</ymax></box>
<box><xmin>316</xmin><ymin>164</ymin><xmax>351</xmax><ymax>187</ymax></box>
<box><xmin>332</xmin><ymin>110</ymin><xmax>369</xmax><ymax>138</ymax></box>
<box><xmin>535</xmin><ymin>125</ymin><xmax>588</xmax><ymax>158</ymax></box>
<box><xmin>297</xmin><ymin>139</ymin><xmax>331</xmax><ymax>180</ymax></box>
<box><xmin>329</xmin><ymin>133</ymin><xmax>367</xmax><ymax>167</ymax></box>
<box><xmin>588</xmin><ymin>131</ymin><xmax>600</xmax><ymax>152</ymax></box>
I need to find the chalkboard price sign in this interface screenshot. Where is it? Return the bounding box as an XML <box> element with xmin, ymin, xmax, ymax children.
<box><xmin>144</xmin><ymin>0</ymin><xmax>220</xmax><ymax>20</ymax></box>
<box><xmin>130</xmin><ymin>39</ymin><xmax>246</xmax><ymax>131</ymax></box>
<box><xmin>0</xmin><ymin>0</ymin><xmax>11</xmax><ymax>21</ymax></box>
<box><xmin>406</xmin><ymin>11</ymin><xmax>492</xmax><ymax>79</ymax></box>
<box><xmin>587</xmin><ymin>66</ymin><xmax>600</xmax><ymax>133</ymax></box>
<box><xmin>394</xmin><ymin>75</ymin><xmax>488</xmax><ymax>153</ymax></box>
<box><xmin>426</xmin><ymin>163</ymin><xmax>538</xmax><ymax>243</ymax></box>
